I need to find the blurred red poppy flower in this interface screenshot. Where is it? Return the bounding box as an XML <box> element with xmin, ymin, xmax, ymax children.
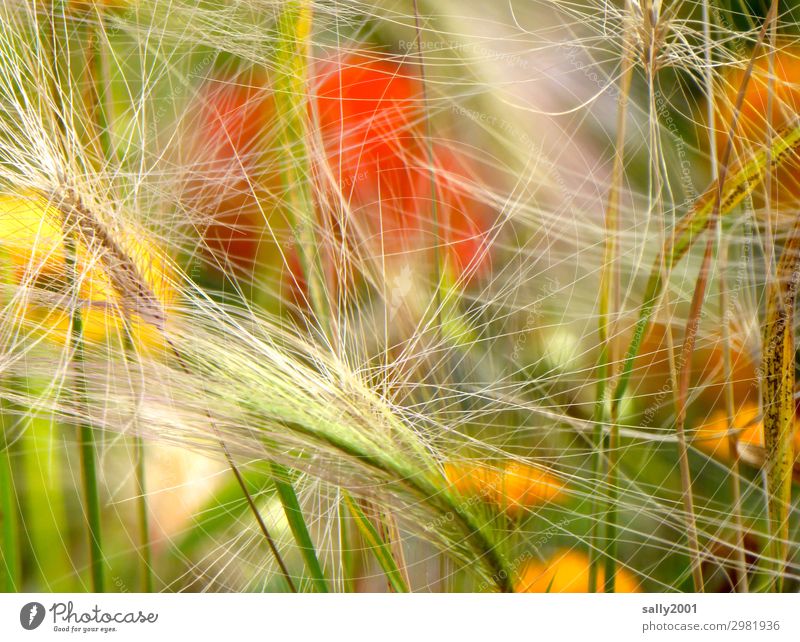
<box><xmin>311</xmin><ymin>52</ymin><xmax>493</xmax><ymax>280</ymax></box>
<box><xmin>188</xmin><ymin>71</ymin><xmax>278</xmax><ymax>271</ymax></box>
<box><xmin>190</xmin><ymin>53</ymin><xmax>495</xmax><ymax>289</ymax></box>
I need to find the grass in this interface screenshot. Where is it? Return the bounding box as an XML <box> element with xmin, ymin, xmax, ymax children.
<box><xmin>0</xmin><ymin>429</ymin><xmax>19</xmax><ymax>592</ymax></box>
<box><xmin>0</xmin><ymin>0</ymin><xmax>799</xmax><ymax>593</ymax></box>
<box><xmin>762</xmin><ymin>215</ymin><xmax>800</xmax><ymax>590</ymax></box>
<box><xmin>270</xmin><ymin>462</ymin><xmax>329</xmax><ymax>592</ymax></box>
<box><xmin>343</xmin><ymin>493</ymin><xmax>409</xmax><ymax>593</ymax></box>
<box><xmin>134</xmin><ymin>436</ymin><xmax>153</xmax><ymax>592</ymax></box>
<box><xmin>0</xmin><ymin>250</ymin><xmax>19</xmax><ymax>592</ymax></box>
<box><xmin>63</xmin><ymin>222</ymin><xmax>105</xmax><ymax>593</ymax></box>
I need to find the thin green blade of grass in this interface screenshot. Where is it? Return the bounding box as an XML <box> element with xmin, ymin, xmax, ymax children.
<box><xmin>63</xmin><ymin>229</ymin><xmax>105</xmax><ymax>593</ymax></box>
<box><xmin>134</xmin><ymin>437</ymin><xmax>153</xmax><ymax>593</ymax></box>
<box><xmin>20</xmin><ymin>376</ymin><xmax>76</xmax><ymax>591</ymax></box>
<box><xmin>0</xmin><ymin>252</ymin><xmax>20</xmax><ymax>592</ymax></box>
<box><xmin>591</xmin><ymin>33</ymin><xmax>633</xmax><ymax>594</ymax></box>
<box><xmin>0</xmin><ymin>432</ymin><xmax>19</xmax><ymax>592</ymax></box>
<box><xmin>337</xmin><ymin>498</ymin><xmax>356</xmax><ymax>593</ymax></box>
<box><xmin>269</xmin><ymin>0</ymin><xmax>334</xmax><ymax>592</ymax></box>
<box><xmin>270</xmin><ymin>462</ymin><xmax>329</xmax><ymax>593</ymax></box>
<box><xmin>342</xmin><ymin>493</ymin><xmax>409</xmax><ymax>593</ymax></box>
<box><xmin>273</xmin><ymin>0</ymin><xmax>328</xmax><ymax>329</ymax></box>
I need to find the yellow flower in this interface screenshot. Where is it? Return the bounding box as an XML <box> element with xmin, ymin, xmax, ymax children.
<box><xmin>694</xmin><ymin>403</ymin><xmax>763</xmax><ymax>462</ymax></box>
<box><xmin>713</xmin><ymin>47</ymin><xmax>800</xmax><ymax>211</ymax></box>
<box><xmin>444</xmin><ymin>460</ymin><xmax>564</xmax><ymax>516</ymax></box>
<box><xmin>515</xmin><ymin>549</ymin><xmax>640</xmax><ymax>593</ymax></box>
<box><xmin>693</xmin><ymin>403</ymin><xmax>800</xmax><ymax>464</ymax></box>
<box><xmin>0</xmin><ymin>192</ymin><xmax>173</xmax><ymax>349</ymax></box>
<box><xmin>499</xmin><ymin>461</ymin><xmax>564</xmax><ymax>513</ymax></box>
<box><xmin>443</xmin><ymin>462</ymin><xmax>497</xmax><ymax>497</ymax></box>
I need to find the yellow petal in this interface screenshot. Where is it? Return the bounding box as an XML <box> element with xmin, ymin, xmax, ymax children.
<box><xmin>515</xmin><ymin>549</ymin><xmax>639</xmax><ymax>593</ymax></box>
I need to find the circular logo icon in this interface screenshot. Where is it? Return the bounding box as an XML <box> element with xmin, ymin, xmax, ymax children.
<box><xmin>20</xmin><ymin>602</ymin><xmax>46</xmax><ymax>631</ymax></box>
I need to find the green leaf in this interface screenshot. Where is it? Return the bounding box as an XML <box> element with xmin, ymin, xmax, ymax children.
<box><xmin>343</xmin><ymin>493</ymin><xmax>409</xmax><ymax>593</ymax></box>
<box><xmin>270</xmin><ymin>463</ymin><xmax>329</xmax><ymax>593</ymax></box>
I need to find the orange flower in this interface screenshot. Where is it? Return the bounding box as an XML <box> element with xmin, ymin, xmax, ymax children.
<box><xmin>1</xmin><ymin>191</ymin><xmax>174</xmax><ymax>348</ymax></box>
<box><xmin>444</xmin><ymin>460</ymin><xmax>564</xmax><ymax>516</ymax></box>
<box><xmin>714</xmin><ymin>47</ymin><xmax>800</xmax><ymax>208</ymax></box>
<box><xmin>694</xmin><ymin>403</ymin><xmax>763</xmax><ymax>462</ymax></box>
<box><xmin>694</xmin><ymin>402</ymin><xmax>800</xmax><ymax>464</ymax></box>
<box><xmin>312</xmin><ymin>53</ymin><xmax>425</xmax><ymax>240</ymax></box>
<box><xmin>515</xmin><ymin>549</ymin><xmax>639</xmax><ymax>593</ymax></box>
<box><xmin>499</xmin><ymin>461</ymin><xmax>564</xmax><ymax>514</ymax></box>
<box><xmin>188</xmin><ymin>72</ymin><xmax>280</xmax><ymax>271</ymax></box>
<box><xmin>312</xmin><ymin>53</ymin><xmax>494</xmax><ymax>279</ymax></box>
<box><xmin>187</xmin><ymin>53</ymin><xmax>495</xmax><ymax>289</ymax></box>
<box><xmin>624</xmin><ymin>322</ymin><xmax>759</xmax><ymax>415</ymax></box>
<box><xmin>443</xmin><ymin>462</ymin><xmax>498</xmax><ymax>498</ymax></box>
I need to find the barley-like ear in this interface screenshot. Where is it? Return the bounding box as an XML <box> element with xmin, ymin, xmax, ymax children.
<box><xmin>4</xmin><ymin>0</ymin><xmax>800</xmax><ymax>595</ymax></box>
<box><xmin>119</xmin><ymin>303</ymin><xmax>516</xmax><ymax>589</ymax></box>
<box><xmin>53</xmin><ymin>187</ymin><xmax>168</xmax><ymax>331</ymax></box>
<box><xmin>761</xmin><ymin>218</ymin><xmax>800</xmax><ymax>589</ymax></box>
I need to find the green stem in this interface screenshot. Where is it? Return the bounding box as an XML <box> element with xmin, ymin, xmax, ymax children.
<box><xmin>274</xmin><ymin>0</ymin><xmax>329</xmax><ymax>334</ymax></box>
<box><xmin>338</xmin><ymin>497</ymin><xmax>356</xmax><ymax>592</ymax></box>
<box><xmin>63</xmin><ymin>226</ymin><xmax>105</xmax><ymax>593</ymax></box>
<box><xmin>79</xmin><ymin>425</ymin><xmax>104</xmax><ymax>592</ymax></box>
<box><xmin>343</xmin><ymin>493</ymin><xmax>409</xmax><ymax>593</ymax></box>
<box><xmin>0</xmin><ymin>252</ymin><xmax>20</xmax><ymax>592</ymax></box>
<box><xmin>0</xmin><ymin>439</ymin><xmax>19</xmax><ymax>592</ymax></box>
<box><xmin>20</xmin><ymin>376</ymin><xmax>75</xmax><ymax>591</ymax></box>
<box><xmin>270</xmin><ymin>462</ymin><xmax>329</xmax><ymax>593</ymax></box>
<box><xmin>590</xmin><ymin>30</ymin><xmax>633</xmax><ymax>593</ymax></box>
<box><xmin>135</xmin><ymin>437</ymin><xmax>153</xmax><ymax>592</ymax></box>
<box><xmin>89</xmin><ymin>9</ymin><xmax>114</xmax><ymax>166</ymax></box>
<box><xmin>271</xmin><ymin>1</ymin><xmax>340</xmax><ymax>592</ymax></box>
<box><xmin>603</xmin><ymin>425</ymin><xmax>620</xmax><ymax>593</ymax></box>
